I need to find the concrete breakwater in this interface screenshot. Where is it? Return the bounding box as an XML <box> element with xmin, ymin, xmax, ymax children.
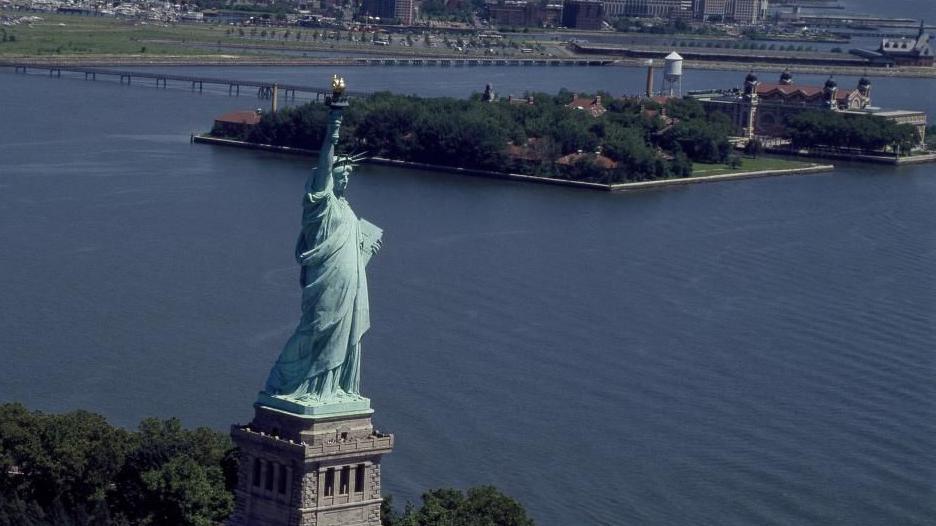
<box><xmin>193</xmin><ymin>134</ymin><xmax>834</xmax><ymax>192</ymax></box>
<box><xmin>765</xmin><ymin>147</ymin><xmax>936</xmax><ymax>165</ymax></box>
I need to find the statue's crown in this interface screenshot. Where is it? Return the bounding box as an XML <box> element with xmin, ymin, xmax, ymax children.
<box><xmin>334</xmin><ymin>152</ymin><xmax>367</xmax><ymax>169</ymax></box>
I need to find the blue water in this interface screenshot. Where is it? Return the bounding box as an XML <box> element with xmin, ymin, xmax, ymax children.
<box><xmin>22</xmin><ymin>64</ymin><xmax>936</xmax><ymax>118</ymax></box>
<box><xmin>1</xmin><ymin>60</ymin><xmax>935</xmax><ymax>525</ymax></box>
<box><xmin>841</xmin><ymin>0</ymin><xmax>936</xmax><ymax>22</ymax></box>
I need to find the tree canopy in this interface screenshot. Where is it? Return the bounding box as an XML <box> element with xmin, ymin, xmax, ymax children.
<box><xmin>213</xmin><ymin>91</ymin><xmax>743</xmax><ymax>183</ymax></box>
<box><xmin>382</xmin><ymin>486</ymin><xmax>534</xmax><ymax>526</ymax></box>
<box><xmin>785</xmin><ymin>110</ymin><xmax>920</xmax><ymax>154</ymax></box>
<box><xmin>0</xmin><ymin>404</ymin><xmax>235</xmax><ymax>526</ymax></box>
<box><xmin>1</xmin><ymin>404</ymin><xmax>536</xmax><ymax>526</ymax></box>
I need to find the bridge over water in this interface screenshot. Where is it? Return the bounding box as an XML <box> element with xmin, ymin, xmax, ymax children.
<box><xmin>9</xmin><ymin>58</ymin><xmax>611</xmax><ymax>101</ymax></box>
<box><xmin>10</xmin><ymin>64</ymin><xmax>347</xmax><ymax>101</ymax></box>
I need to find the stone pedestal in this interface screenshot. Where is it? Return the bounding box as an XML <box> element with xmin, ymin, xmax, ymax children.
<box><xmin>228</xmin><ymin>404</ymin><xmax>393</xmax><ymax>526</ymax></box>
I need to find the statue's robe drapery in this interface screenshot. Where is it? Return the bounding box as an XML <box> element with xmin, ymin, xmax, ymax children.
<box><xmin>264</xmin><ymin>174</ymin><xmax>370</xmax><ymax>400</ymax></box>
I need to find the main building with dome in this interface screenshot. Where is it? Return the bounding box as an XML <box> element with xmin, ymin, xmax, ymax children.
<box><xmin>691</xmin><ymin>71</ymin><xmax>928</xmax><ymax>145</ymax></box>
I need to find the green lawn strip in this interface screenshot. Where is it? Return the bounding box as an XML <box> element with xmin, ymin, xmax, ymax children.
<box><xmin>691</xmin><ymin>156</ymin><xmax>816</xmax><ymax>177</ymax></box>
<box><xmin>0</xmin><ymin>12</ymin><xmax>540</xmax><ymax>58</ymax></box>
<box><xmin>0</xmin><ymin>14</ymin><xmax>240</xmax><ymax>55</ymax></box>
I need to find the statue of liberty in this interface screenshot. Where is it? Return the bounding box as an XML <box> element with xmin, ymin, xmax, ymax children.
<box><xmin>260</xmin><ymin>76</ymin><xmax>382</xmax><ymax>414</ymax></box>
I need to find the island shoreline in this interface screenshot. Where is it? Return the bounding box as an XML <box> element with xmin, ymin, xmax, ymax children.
<box><xmin>193</xmin><ymin>134</ymin><xmax>835</xmax><ymax>192</ymax></box>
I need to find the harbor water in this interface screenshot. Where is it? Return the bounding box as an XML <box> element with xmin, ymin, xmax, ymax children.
<box><xmin>1</xmin><ymin>61</ymin><xmax>935</xmax><ymax>525</ymax></box>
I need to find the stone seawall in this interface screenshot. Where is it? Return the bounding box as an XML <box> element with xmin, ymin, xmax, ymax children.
<box><xmin>193</xmin><ymin>135</ymin><xmax>835</xmax><ymax>192</ymax></box>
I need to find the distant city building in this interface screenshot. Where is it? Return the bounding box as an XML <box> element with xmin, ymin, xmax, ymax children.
<box><xmin>729</xmin><ymin>0</ymin><xmax>767</xmax><ymax>24</ymax></box>
<box><xmin>694</xmin><ymin>0</ymin><xmax>766</xmax><ymax>24</ymax></box>
<box><xmin>691</xmin><ymin>71</ymin><xmax>927</xmax><ymax>143</ymax></box>
<box><xmin>562</xmin><ymin>0</ymin><xmax>604</xmax><ymax>30</ymax></box>
<box><xmin>361</xmin><ymin>0</ymin><xmax>395</xmax><ymax>20</ymax></box>
<box><xmin>878</xmin><ymin>22</ymin><xmax>933</xmax><ymax>66</ymax></box>
<box><xmin>394</xmin><ymin>0</ymin><xmax>414</xmax><ymax>24</ymax></box>
<box><xmin>487</xmin><ymin>0</ymin><xmax>562</xmax><ymax>28</ymax></box>
<box><xmin>695</xmin><ymin>0</ymin><xmax>727</xmax><ymax>20</ymax></box>
<box><xmin>849</xmin><ymin>23</ymin><xmax>933</xmax><ymax>67</ymax></box>
<box><xmin>601</xmin><ymin>0</ymin><xmax>692</xmax><ymax>18</ymax></box>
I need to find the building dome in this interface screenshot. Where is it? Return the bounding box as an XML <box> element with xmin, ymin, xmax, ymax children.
<box><xmin>745</xmin><ymin>72</ymin><xmax>759</xmax><ymax>84</ymax></box>
<box><xmin>824</xmin><ymin>77</ymin><xmax>837</xmax><ymax>89</ymax></box>
<box><xmin>858</xmin><ymin>77</ymin><xmax>871</xmax><ymax>87</ymax></box>
<box><xmin>779</xmin><ymin>69</ymin><xmax>793</xmax><ymax>84</ymax></box>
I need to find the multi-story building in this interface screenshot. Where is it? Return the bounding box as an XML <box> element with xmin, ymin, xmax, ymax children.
<box><xmin>695</xmin><ymin>0</ymin><xmax>727</xmax><ymax>20</ymax></box>
<box><xmin>729</xmin><ymin>0</ymin><xmax>767</xmax><ymax>24</ymax></box>
<box><xmin>602</xmin><ymin>0</ymin><xmax>692</xmax><ymax>18</ymax></box>
<box><xmin>360</xmin><ymin>0</ymin><xmax>395</xmax><ymax>20</ymax></box>
<box><xmin>487</xmin><ymin>0</ymin><xmax>562</xmax><ymax>27</ymax></box>
<box><xmin>694</xmin><ymin>0</ymin><xmax>766</xmax><ymax>23</ymax></box>
<box><xmin>562</xmin><ymin>0</ymin><xmax>604</xmax><ymax>29</ymax></box>
<box><xmin>394</xmin><ymin>0</ymin><xmax>413</xmax><ymax>24</ymax></box>
<box><xmin>691</xmin><ymin>71</ymin><xmax>927</xmax><ymax>145</ymax></box>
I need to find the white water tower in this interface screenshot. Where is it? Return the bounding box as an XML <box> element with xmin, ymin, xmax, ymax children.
<box><xmin>663</xmin><ymin>51</ymin><xmax>683</xmax><ymax>97</ymax></box>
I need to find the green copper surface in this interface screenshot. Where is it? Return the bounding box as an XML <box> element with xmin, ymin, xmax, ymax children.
<box><xmin>259</xmin><ymin>91</ymin><xmax>383</xmax><ymax>415</ymax></box>
<box><xmin>257</xmin><ymin>392</ymin><xmax>372</xmax><ymax>418</ymax></box>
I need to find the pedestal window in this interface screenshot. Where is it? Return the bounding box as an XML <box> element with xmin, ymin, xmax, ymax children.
<box><xmin>354</xmin><ymin>464</ymin><xmax>365</xmax><ymax>494</ymax></box>
<box><xmin>324</xmin><ymin>467</ymin><xmax>335</xmax><ymax>497</ymax></box>
<box><xmin>340</xmin><ymin>466</ymin><xmax>350</xmax><ymax>495</ymax></box>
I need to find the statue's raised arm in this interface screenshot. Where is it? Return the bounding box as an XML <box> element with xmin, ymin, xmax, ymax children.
<box><xmin>307</xmin><ymin>108</ymin><xmax>343</xmax><ymax>197</ymax></box>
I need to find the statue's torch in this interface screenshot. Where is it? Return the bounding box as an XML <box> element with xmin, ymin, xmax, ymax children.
<box><xmin>328</xmin><ymin>74</ymin><xmax>349</xmax><ymax>110</ymax></box>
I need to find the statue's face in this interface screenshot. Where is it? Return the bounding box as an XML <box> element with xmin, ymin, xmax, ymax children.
<box><xmin>333</xmin><ymin>166</ymin><xmax>351</xmax><ymax>195</ymax></box>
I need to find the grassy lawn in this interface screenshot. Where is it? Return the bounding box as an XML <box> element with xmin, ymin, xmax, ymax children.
<box><xmin>691</xmin><ymin>156</ymin><xmax>817</xmax><ymax>177</ymax></box>
<box><xmin>0</xmin><ymin>12</ymin><xmax>541</xmax><ymax>58</ymax></box>
<box><xmin>0</xmin><ymin>13</ymin><xmax>245</xmax><ymax>56</ymax></box>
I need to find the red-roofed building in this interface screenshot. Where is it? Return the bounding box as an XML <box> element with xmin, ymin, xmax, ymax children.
<box><xmin>754</xmin><ymin>83</ymin><xmax>866</xmax><ymax>110</ymax></box>
<box><xmin>692</xmin><ymin>71</ymin><xmax>883</xmax><ymax>138</ymax></box>
<box><xmin>213</xmin><ymin>110</ymin><xmax>262</xmax><ymax>137</ymax></box>
<box><xmin>556</xmin><ymin>151</ymin><xmax>618</xmax><ymax>169</ymax></box>
<box><xmin>566</xmin><ymin>94</ymin><xmax>607</xmax><ymax>117</ymax></box>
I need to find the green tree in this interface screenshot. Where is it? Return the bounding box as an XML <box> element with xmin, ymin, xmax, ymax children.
<box><xmin>744</xmin><ymin>138</ymin><xmax>764</xmax><ymax>157</ymax></box>
<box><xmin>384</xmin><ymin>486</ymin><xmax>533</xmax><ymax>526</ymax></box>
<box><xmin>0</xmin><ymin>404</ymin><xmax>235</xmax><ymax>526</ymax></box>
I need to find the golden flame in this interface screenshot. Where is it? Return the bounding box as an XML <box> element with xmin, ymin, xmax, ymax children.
<box><xmin>331</xmin><ymin>75</ymin><xmax>346</xmax><ymax>96</ymax></box>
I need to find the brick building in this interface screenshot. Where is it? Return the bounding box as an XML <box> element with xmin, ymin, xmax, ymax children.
<box><xmin>487</xmin><ymin>0</ymin><xmax>562</xmax><ymax>27</ymax></box>
<box><xmin>562</xmin><ymin>0</ymin><xmax>604</xmax><ymax>29</ymax></box>
<box><xmin>692</xmin><ymin>71</ymin><xmax>927</xmax><ymax>144</ymax></box>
